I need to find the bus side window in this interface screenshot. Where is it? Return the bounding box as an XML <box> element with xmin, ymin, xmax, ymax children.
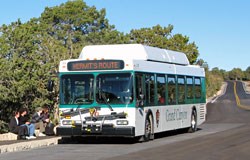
<box><xmin>186</xmin><ymin>76</ymin><xmax>194</xmax><ymax>104</ymax></box>
<box><xmin>195</xmin><ymin>77</ymin><xmax>201</xmax><ymax>100</ymax></box>
<box><xmin>145</xmin><ymin>74</ymin><xmax>155</xmax><ymax>106</ymax></box>
<box><xmin>168</xmin><ymin>76</ymin><xmax>176</xmax><ymax>105</ymax></box>
<box><xmin>186</xmin><ymin>77</ymin><xmax>194</xmax><ymax>99</ymax></box>
<box><xmin>177</xmin><ymin>76</ymin><xmax>185</xmax><ymax>104</ymax></box>
<box><xmin>157</xmin><ymin>74</ymin><xmax>166</xmax><ymax>105</ymax></box>
<box><xmin>135</xmin><ymin>73</ymin><xmax>144</xmax><ymax>106</ymax></box>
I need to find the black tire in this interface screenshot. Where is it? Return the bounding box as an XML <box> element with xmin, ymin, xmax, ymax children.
<box><xmin>188</xmin><ymin>110</ymin><xmax>197</xmax><ymax>133</ymax></box>
<box><xmin>144</xmin><ymin>114</ymin><xmax>154</xmax><ymax>141</ymax></box>
<box><xmin>59</xmin><ymin>137</ymin><xmax>74</xmax><ymax>144</ymax></box>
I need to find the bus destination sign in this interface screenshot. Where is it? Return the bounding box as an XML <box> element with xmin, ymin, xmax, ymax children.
<box><xmin>67</xmin><ymin>60</ymin><xmax>124</xmax><ymax>71</ymax></box>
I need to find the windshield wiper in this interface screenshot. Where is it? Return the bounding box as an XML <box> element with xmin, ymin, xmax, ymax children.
<box><xmin>99</xmin><ymin>89</ymin><xmax>114</xmax><ymax>112</ymax></box>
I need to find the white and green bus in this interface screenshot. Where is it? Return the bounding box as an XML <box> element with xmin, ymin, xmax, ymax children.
<box><xmin>56</xmin><ymin>44</ymin><xmax>206</xmax><ymax>141</ymax></box>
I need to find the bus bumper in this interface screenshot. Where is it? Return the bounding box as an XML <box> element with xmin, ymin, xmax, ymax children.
<box><xmin>57</xmin><ymin>125</ymin><xmax>135</xmax><ymax>137</ymax></box>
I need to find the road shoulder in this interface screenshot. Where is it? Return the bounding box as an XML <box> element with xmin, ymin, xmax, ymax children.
<box><xmin>243</xmin><ymin>81</ymin><xmax>250</xmax><ymax>94</ymax></box>
<box><xmin>207</xmin><ymin>82</ymin><xmax>227</xmax><ymax>103</ymax></box>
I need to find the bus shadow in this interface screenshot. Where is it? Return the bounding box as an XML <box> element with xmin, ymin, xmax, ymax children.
<box><xmin>155</xmin><ymin>128</ymin><xmax>202</xmax><ymax>140</ymax></box>
<box><xmin>58</xmin><ymin>136</ymin><xmax>138</xmax><ymax>144</ymax></box>
<box><xmin>58</xmin><ymin>128</ymin><xmax>202</xmax><ymax>144</ymax></box>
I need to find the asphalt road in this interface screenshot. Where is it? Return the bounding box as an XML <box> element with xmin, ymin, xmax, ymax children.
<box><xmin>2</xmin><ymin>81</ymin><xmax>250</xmax><ymax>160</ymax></box>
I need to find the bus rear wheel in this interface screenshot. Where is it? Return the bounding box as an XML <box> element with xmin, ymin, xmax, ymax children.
<box><xmin>188</xmin><ymin>110</ymin><xmax>197</xmax><ymax>133</ymax></box>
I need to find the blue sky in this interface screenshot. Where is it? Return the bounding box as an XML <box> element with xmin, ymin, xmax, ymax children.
<box><xmin>0</xmin><ymin>0</ymin><xmax>249</xmax><ymax>71</ymax></box>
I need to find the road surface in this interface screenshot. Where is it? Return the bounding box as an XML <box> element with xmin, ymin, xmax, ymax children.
<box><xmin>2</xmin><ymin>81</ymin><xmax>250</xmax><ymax>160</ymax></box>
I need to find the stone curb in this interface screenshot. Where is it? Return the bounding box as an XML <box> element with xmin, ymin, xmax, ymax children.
<box><xmin>0</xmin><ymin>133</ymin><xmax>18</xmax><ymax>141</ymax></box>
<box><xmin>0</xmin><ymin>137</ymin><xmax>61</xmax><ymax>154</ymax></box>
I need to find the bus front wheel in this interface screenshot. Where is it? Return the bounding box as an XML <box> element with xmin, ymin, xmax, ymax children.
<box><xmin>144</xmin><ymin>114</ymin><xmax>154</xmax><ymax>141</ymax></box>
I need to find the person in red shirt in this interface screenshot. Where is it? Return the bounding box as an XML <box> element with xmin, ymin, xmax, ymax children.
<box><xmin>158</xmin><ymin>93</ymin><xmax>165</xmax><ymax>104</ymax></box>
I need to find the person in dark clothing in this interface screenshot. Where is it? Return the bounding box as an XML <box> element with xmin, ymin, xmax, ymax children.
<box><xmin>9</xmin><ymin>111</ymin><xmax>29</xmax><ymax>140</ymax></box>
<box><xmin>42</xmin><ymin>106</ymin><xmax>55</xmax><ymax>135</ymax></box>
<box><xmin>18</xmin><ymin>108</ymin><xmax>36</xmax><ymax>139</ymax></box>
<box><xmin>31</xmin><ymin>106</ymin><xmax>55</xmax><ymax>136</ymax></box>
<box><xmin>42</xmin><ymin>106</ymin><xmax>50</xmax><ymax>125</ymax></box>
<box><xmin>31</xmin><ymin>107</ymin><xmax>48</xmax><ymax>136</ymax></box>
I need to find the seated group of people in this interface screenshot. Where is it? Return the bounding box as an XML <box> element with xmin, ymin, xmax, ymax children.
<box><xmin>9</xmin><ymin>106</ymin><xmax>53</xmax><ymax>140</ymax></box>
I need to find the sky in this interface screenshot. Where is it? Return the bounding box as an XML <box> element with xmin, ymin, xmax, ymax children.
<box><xmin>0</xmin><ymin>0</ymin><xmax>249</xmax><ymax>71</ymax></box>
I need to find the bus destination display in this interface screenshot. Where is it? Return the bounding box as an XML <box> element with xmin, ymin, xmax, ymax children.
<box><xmin>67</xmin><ymin>60</ymin><xmax>124</xmax><ymax>71</ymax></box>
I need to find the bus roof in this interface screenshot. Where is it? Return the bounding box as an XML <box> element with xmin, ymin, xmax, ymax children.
<box><xmin>79</xmin><ymin>44</ymin><xmax>190</xmax><ymax>66</ymax></box>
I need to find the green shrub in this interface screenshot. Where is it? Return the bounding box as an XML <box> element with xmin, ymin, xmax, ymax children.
<box><xmin>206</xmin><ymin>71</ymin><xmax>223</xmax><ymax>98</ymax></box>
<box><xmin>0</xmin><ymin>120</ymin><xmax>9</xmax><ymax>134</ymax></box>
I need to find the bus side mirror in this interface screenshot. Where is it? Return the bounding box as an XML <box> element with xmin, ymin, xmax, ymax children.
<box><xmin>47</xmin><ymin>79</ymin><xmax>54</xmax><ymax>92</ymax></box>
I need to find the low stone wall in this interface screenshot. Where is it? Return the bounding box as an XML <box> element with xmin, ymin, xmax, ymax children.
<box><xmin>0</xmin><ymin>133</ymin><xmax>18</xmax><ymax>141</ymax></box>
<box><xmin>0</xmin><ymin>130</ymin><xmax>41</xmax><ymax>141</ymax></box>
<box><xmin>0</xmin><ymin>137</ymin><xmax>61</xmax><ymax>154</ymax></box>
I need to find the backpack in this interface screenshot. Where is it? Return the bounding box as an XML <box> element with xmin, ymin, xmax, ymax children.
<box><xmin>45</xmin><ymin>123</ymin><xmax>55</xmax><ymax>136</ymax></box>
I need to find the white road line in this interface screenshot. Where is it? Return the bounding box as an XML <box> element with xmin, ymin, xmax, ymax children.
<box><xmin>211</xmin><ymin>97</ymin><xmax>219</xmax><ymax>104</ymax></box>
<box><xmin>210</xmin><ymin>82</ymin><xmax>227</xmax><ymax>104</ymax></box>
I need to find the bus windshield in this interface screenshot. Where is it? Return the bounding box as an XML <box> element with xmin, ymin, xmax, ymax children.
<box><xmin>61</xmin><ymin>74</ymin><xmax>94</xmax><ymax>104</ymax></box>
<box><xmin>96</xmin><ymin>73</ymin><xmax>133</xmax><ymax>104</ymax></box>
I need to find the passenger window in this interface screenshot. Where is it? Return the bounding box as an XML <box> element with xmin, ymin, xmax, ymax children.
<box><xmin>186</xmin><ymin>77</ymin><xmax>193</xmax><ymax>99</ymax></box>
<box><xmin>145</xmin><ymin>74</ymin><xmax>155</xmax><ymax>105</ymax></box>
<box><xmin>168</xmin><ymin>76</ymin><xmax>176</xmax><ymax>105</ymax></box>
<box><xmin>157</xmin><ymin>75</ymin><xmax>166</xmax><ymax>105</ymax></box>
<box><xmin>177</xmin><ymin>76</ymin><xmax>185</xmax><ymax>104</ymax></box>
<box><xmin>195</xmin><ymin>78</ymin><xmax>201</xmax><ymax>99</ymax></box>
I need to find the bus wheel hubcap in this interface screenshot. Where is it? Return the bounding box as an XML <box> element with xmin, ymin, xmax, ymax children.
<box><xmin>146</xmin><ymin>119</ymin><xmax>151</xmax><ymax>135</ymax></box>
<box><xmin>191</xmin><ymin>115</ymin><xmax>196</xmax><ymax>128</ymax></box>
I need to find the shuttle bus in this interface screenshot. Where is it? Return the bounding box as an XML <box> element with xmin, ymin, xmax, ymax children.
<box><xmin>56</xmin><ymin>44</ymin><xmax>206</xmax><ymax>141</ymax></box>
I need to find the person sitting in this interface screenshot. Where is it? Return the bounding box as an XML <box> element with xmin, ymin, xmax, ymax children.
<box><xmin>18</xmin><ymin>108</ymin><xmax>36</xmax><ymax>139</ymax></box>
<box><xmin>42</xmin><ymin>106</ymin><xmax>55</xmax><ymax>136</ymax></box>
<box><xmin>31</xmin><ymin>107</ymin><xmax>49</xmax><ymax>136</ymax></box>
<box><xmin>42</xmin><ymin>106</ymin><xmax>50</xmax><ymax>125</ymax></box>
<box><xmin>158</xmin><ymin>94</ymin><xmax>165</xmax><ymax>104</ymax></box>
<box><xmin>9</xmin><ymin>111</ymin><xmax>29</xmax><ymax>140</ymax></box>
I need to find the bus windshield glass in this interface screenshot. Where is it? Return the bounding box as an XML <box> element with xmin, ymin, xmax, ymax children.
<box><xmin>61</xmin><ymin>74</ymin><xmax>94</xmax><ymax>104</ymax></box>
<box><xmin>96</xmin><ymin>73</ymin><xmax>133</xmax><ymax>104</ymax></box>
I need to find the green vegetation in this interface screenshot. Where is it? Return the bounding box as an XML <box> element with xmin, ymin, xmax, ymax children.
<box><xmin>205</xmin><ymin>68</ymin><xmax>224</xmax><ymax>98</ymax></box>
<box><xmin>0</xmin><ymin>0</ymin><xmax>248</xmax><ymax>133</ymax></box>
<box><xmin>129</xmin><ymin>25</ymin><xmax>199</xmax><ymax>64</ymax></box>
<box><xmin>196</xmin><ymin>61</ymin><xmax>250</xmax><ymax>98</ymax></box>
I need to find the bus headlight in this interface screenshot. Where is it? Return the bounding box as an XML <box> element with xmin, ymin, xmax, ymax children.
<box><xmin>116</xmin><ymin>120</ymin><xmax>129</xmax><ymax>125</ymax></box>
<box><xmin>62</xmin><ymin>120</ymin><xmax>83</xmax><ymax>126</ymax></box>
<box><xmin>62</xmin><ymin>120</ymin><xmax>72</xmax><ymax>125</ymax></box>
